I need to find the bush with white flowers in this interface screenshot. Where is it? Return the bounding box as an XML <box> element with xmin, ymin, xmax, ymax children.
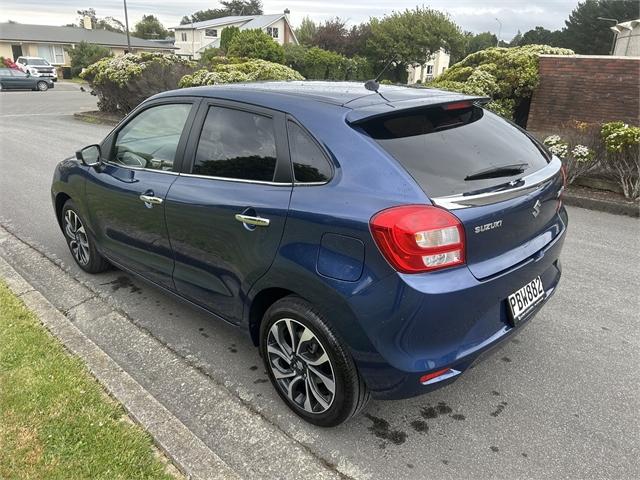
<box><xmin>543</xmin><ymin>135</ymin><xmax>569</xmax><ymax>159</ymax></box>
<box><xmin>600</xmin><ymin>122</ymin><xmax>640</xmax><ymax>200</ymax></box>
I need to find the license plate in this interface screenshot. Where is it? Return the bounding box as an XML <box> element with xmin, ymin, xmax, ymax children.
<box><xmin>507</xmin><ymin>277</ymin><xmax>545</xmax><ymax>324</ymax></box>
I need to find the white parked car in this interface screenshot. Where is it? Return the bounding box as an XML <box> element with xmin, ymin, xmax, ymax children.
<box><xmin>16</xmin><ymin>56</ymin><xmax>58</xmax><ymax>82</ymax></box>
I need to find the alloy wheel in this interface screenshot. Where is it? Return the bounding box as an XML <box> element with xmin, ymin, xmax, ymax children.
<box><xmin>64</xmin><ymin>209</ymin><xmax>90</xmax><ymax>265</ymax></box>
<box><xmin>266</xmin><ymin>318</ymin><xmax>336</xmax><ymax>414</ymax></box>
<box><xmin>38</xmin><ymin>82</ymin><xmax>48</xmax><ymax>91</ymax></box>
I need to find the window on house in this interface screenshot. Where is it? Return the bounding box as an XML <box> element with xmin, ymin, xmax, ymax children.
<box><xmin>426</xmin><ymin>65</ymin><xmax>433</xmax><ymax>75</ymax></box>
<box><xmin>266</xmin><ymin>27</ymin><xmax>279</xmax><ymax>38</ymax></box>
<box><xmin>37</xmin><ymin>44</ymin><xmax>64</xmax><ymax>64</ymax></box>
<box><xmin>205</xmin><ymin>28</ymin><xmax>218</xmax><ymax>37</ymax></box>
<box><xmin>181</xmin><ymin>32</ymin><xmax>187</xmax><ymax>41</ymax></box>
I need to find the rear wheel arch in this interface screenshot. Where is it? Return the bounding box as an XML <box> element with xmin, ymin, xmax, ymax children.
<box><xmin>248</xmin><ymin>287</ymin><xmax>299</xmax><ymax>346</ymax></box>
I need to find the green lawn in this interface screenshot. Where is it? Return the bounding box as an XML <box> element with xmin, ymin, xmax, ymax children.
<box><xmin>0</xmin><ymin>281</ymin><xmax>178</xmax><ymax>480</ymax></box>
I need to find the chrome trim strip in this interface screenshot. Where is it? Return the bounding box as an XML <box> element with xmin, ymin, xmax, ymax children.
<box><xmin>102</xmin><ymin>160</ymin><xmax>180</xmax><ymax>175</ymax></box>
<box><xmin>431</xmin><ymin>156</ymin><xmax>562</xmax><ymax>209</ymax></box>
<box><xmin>180</xmin><ymin>172</ymin><xmax>292</xmax><ymax>186</ymax></box>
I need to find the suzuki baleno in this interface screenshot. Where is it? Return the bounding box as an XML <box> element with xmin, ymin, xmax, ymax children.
<box><xmin>51</xmin><ymin>82</ymin><xmax>568</xmax><ymax>426</ymax></box>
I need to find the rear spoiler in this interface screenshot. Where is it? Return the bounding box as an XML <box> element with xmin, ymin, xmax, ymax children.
<box><xmin>346</xmin><ymin>95</ymin><xmax>491</xmax><ymax>125</ymax></box>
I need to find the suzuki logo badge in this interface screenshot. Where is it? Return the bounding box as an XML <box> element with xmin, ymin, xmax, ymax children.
<box><xmin>532</xmin><ymin>199</ymin><xmax>542</xmax><ymax>218</ymax></box>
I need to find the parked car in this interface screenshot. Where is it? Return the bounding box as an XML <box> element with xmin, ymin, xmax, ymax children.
<box><xmin>51</xmin><ymin>82</ymin><xmax>568</xmax><ymax>427</ymax></box>
<box><xmin>16</xmin><ymin>56</ymin><xmax>58</xmax><ymax>82</ymax></box>
<box><xmin>0</xmin><ymin>67</ymin><xmax>54</xmax><ymax>91</ymax></box>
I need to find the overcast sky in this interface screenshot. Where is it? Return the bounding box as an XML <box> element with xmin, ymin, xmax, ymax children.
<box><xmin>1</xmin><ymin>1</ymin><xmax>579</xmax><ymax>41</ymax></box>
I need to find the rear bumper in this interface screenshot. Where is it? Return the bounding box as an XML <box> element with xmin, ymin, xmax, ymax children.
<box><xmin>352</xmin><ymin>209</ymin><xmax>567</xmax><ymax>400</ymax></box>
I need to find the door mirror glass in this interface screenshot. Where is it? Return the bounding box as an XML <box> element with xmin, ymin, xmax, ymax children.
<box><xmin>76</xmin><ymin>144</ymin><xmax>101</xmax><ymax>167</ymax></box>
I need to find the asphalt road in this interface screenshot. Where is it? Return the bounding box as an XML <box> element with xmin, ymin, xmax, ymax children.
<box><xmin>1</xmin><ymin>87</ymin><xmax>639</xmax><ymax>479</ymax></box>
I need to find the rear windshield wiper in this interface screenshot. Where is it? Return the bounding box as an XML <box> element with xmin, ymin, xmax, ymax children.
<box><xmin>464</xmin><ymin>163</ymin><xmax>528</xmax><ymax>181</ymax></box>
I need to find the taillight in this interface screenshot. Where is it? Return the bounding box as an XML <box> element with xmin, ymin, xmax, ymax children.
<box><xmin>370</xmin><ymin>205</ymin><xmax>466</xmax><ymax>273</ymax></box>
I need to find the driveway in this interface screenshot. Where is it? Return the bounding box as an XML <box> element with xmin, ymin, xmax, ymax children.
<box><xmin>1</xmin><ymin>88</ymin><xmax>638</xmax><ymax>479</ymax></box>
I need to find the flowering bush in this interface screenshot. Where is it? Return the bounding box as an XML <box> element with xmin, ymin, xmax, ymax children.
<box><xmin>543</xmin><ymin>127</ymin><xmax>600</xmax><ymax>185</ymax></box>
<box><xmin>600</xmin><ymin>122</ymin><xmax>640</xmax><ymax>199</ymax></box>
<box><xmin>0</xmin><ymin>56</ymin><xmax>19</xmax><ymax>69</ymax></box>
<box><xmin>543</xmin><ymin>135</ymin><xmax>569</xmax><ymax>159</ymax></box>
<box><xmin>179</xmin><ymin>59</ymin><xmax>304</xmax><ymax>88</ymax></box>
<box><xmin>81</xmin><ymin>53</ymin><xmax>196</xmax><ymax>113</ymax></box>
<box><xmin>430</xmin><ymin>45</ymin><xmax>574</xmax><ymax>123</ymax></box>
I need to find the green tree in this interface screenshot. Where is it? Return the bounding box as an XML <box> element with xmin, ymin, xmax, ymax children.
<box><xmin>562</xmin><ymin>0</ymin><xmax>640</xmax><ymax>54</ymax></box>
<box><xmin>181</xmin><ymin>1</ymin><xmax>263</xmax><ymax>24</ymax></box>
<box><xmin>367</xmin><ymin>7</ymin><xmax>463</xmax><ymax>82</ymax></box>
<box><xmin>509</xmin><ymin>30</ymin><xmax>523</xmax><ymax>47</ymax></box>
<box><xmin>227</xmin><ymin>29</ymin><xmax>285</xmax><ymax>63</ymax></box>
<box><xmin>467</xmin><ymin>32</ymin><xmax>498</xmax><ymax>53</ymax></box>
<box><xmin>310</xmin><ymin>17</ymin><xmax>349</xmax><ymax>54</ymax></box>
<box><xmin>520</xmin><ymin>26</ymin><xmax>563</xmax><ymax>47</ymax></box>
<box><xmin>295</xmin><ymin>16</ymin><xmax>317</xmax><ymax>46</ymax></box>
<box><xmin>220</xmin><ymin>26</ymin><xmax>240</xmax><ymax>53</ymax></box>
<box><xmin>132</xmin><ymin>15</ymin><xmax>169</xmax><ymax>39</ymax></box>
<box><xmin>65</xmin><ymin>41</ymin><xmax>112</xmax><ymax>77</ymax></box>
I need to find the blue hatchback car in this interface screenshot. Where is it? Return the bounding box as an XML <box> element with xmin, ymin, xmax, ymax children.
<box><xmin>51</xmin><ymin>82</ymin><xmax>567</xmax><ymax>426</ymax></box>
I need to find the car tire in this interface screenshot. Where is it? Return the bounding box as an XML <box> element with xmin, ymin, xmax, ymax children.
<box><xmin>260</xmin><ymin>295</ymin><xmax>370</xmax><ymax>427</ymax></box>
<box><xmin>61</xmin><ymin>200</ymin><xmax>110</xmax><ymax>273</ymax></box>
<box><xmin>37</xmin><ymin>81</ymin><xmax>48</xmax><ymax>91</ymax></box>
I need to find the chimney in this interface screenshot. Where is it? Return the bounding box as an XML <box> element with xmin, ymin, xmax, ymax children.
<box><xmin>284</xmin><ymin>8</ymin><xmax>290</xmax><ymax>15</ymax></box>
<box><xmin>83</xmin><ymin>15</ymin><xmax>93</xmax><ymax>29</ymax></box>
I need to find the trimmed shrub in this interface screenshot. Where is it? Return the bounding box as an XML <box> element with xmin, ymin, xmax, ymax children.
<box><xmin>227</xmin><ymin>29</ymin><xmax>285</xmax><ymax>64</ymax></box>
<box><xmin>283</xmin><ymin>44</ymin><xmax>372</xmax><ymax>81</ymax></box>
<box><xmin>220</xmin><ymin>26</ymin><xmax>240</xmax><ymax>53</ymax></box>
<box><xmin>431</xmin><ymin>44</ymin><xmax>574</xmax><ymax>121</ymax></box>
<box><xmin>81</xmin><ymin>53</ymin><xmax>196</xmax><ymax>114</ymax></box>
<box><xmin>600</xmin><ymin>122</ymin><xmax>640</xmax><ymax>199</ymax></box>
<box><xmin>66</xmin><ymin>41</ymin><xmax>112</xmax><ymax>77</ymax></box>
<box><xmin>179</xmin><ymin>58</ymin><xmax>304</xmax><ymax>87</ymax></box>
<box><xmin>199</xmin><ymin>47</ymin><xmax>224</xmax><ymax>65</ymax></box>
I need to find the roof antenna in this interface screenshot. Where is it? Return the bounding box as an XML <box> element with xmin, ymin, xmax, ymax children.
<box><xmin>364</xmin><ymin>56</ymin><xmax>396</xmax><ymax>93</ymax></box>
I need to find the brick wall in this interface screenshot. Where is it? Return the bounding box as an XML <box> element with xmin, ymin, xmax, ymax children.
<box><xmin>527</xmin><ymin>55</ymin><xmax>640</xmax><ymax>132</ymax></box>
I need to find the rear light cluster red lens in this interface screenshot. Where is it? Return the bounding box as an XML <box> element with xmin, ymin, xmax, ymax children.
<box><xmin>370</xmin><ymin>205</ymin><xmax>466</xmax><ymax>273</ymax></box>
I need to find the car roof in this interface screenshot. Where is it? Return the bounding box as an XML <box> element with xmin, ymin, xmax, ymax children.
<box><xmin>162</xmin><ymin>81</ymin><xmax>485</xmax><ymax>122</ymax></box>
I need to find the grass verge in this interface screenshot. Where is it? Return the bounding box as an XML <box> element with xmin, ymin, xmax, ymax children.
<box><xmin>0</xmin><ymin>281</ymin><xmax>177</xmax><ymax>479</ymax></box>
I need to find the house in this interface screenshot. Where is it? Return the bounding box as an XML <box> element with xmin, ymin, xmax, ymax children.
<box><xmin>0</xmin><ymin>19</ymin><xmax>176</xmax><ymax>70</ymax></box>
<box><xmin>171</xmin><ymin>10</ymin><xmax>297</xmax><ymax>59</ymax></box>
<box><xmin>407</xmin><ymin>49</ymin><xmax>450</xmax><ymax>84</ymax></box>
<box><xmin>611</xmin><ymin>19</ymin><xmax>640</xmax><ymax>56</ymax></box>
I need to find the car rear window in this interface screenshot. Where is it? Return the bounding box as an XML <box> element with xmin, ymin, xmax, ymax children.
<box><xmin>357</xmin><ymin>106</ymin><xmax>550</xmax><ymax>198</ymax></box>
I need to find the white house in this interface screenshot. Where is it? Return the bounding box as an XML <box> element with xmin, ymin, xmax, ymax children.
<box><xmin>611</xmin><ymin>19</ymin><xmax>640</xmax><ymax>57</ymax></box>
<box><xmin>407</xmin><ymin>49</ymin><xmax>450</xmax><ymax>84</ymax></box>
<box><xmin>171</xmin><ymin>11</ymin><xmax>298</xmax><ymax>59</ymax></box>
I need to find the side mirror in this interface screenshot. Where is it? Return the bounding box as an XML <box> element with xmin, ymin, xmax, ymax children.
<box><xmin>76</xmin><ymin>144</ymin><xmax>102</xmax><ymax>167</ymax></box>
<box><xmin>25</xmin><ymin>71</ymin><xmax>31</xmax><ymax>77</ymax></box>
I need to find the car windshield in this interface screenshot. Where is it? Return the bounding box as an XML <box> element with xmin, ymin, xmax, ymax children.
<box><xmin>28</xmin><ymin>59</ymin><xmax>49</xmax><ymax>66</ymax></box>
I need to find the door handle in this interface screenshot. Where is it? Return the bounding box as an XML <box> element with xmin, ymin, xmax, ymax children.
<box><xmin>235</xmin><ymin>214</ymin><xmax>270</xmax><ymax>227</ymax></box>
<box><xmin>139</xmin><ymin>194</ymin><xmax>163</xmax><ymax>205</ymax></box>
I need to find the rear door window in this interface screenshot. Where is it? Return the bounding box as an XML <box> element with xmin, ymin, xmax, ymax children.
<box><xmin>193</xmin><ymin>107</ymin><xmax>277</xmax><ymax>182</ymax></box>
<box><xmin>358</xmin><ymin>106</ymin><xmax>549</xmax><ymax>198</ymax></box>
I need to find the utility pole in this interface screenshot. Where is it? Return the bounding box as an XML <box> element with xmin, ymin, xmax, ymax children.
<box><xmin>123</xmin><ymin>0</ymin><xmax>132</xmax><ymax>53</ymax></box>
<box><xmin>495</xmin><ymin>18</ymin><xmax>502</xmax><ymax>47</ymax></box>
